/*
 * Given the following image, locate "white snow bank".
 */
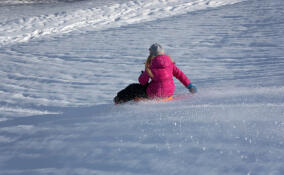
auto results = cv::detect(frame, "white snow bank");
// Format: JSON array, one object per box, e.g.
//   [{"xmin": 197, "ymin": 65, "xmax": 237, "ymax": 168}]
[{"xmin": 0, "ymin": 0, "xmax": 244, "ymax": 46}]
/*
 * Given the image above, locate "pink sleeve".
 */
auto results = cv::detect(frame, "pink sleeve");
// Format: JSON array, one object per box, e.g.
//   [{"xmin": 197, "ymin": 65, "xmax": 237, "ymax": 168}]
[
  {"xmin": 173, "ymin": 64, "xmax": 191, "ymax": 87},
  {"xmin": 138, "ymin": 71, "xmax": 150, "ymax": 85}
]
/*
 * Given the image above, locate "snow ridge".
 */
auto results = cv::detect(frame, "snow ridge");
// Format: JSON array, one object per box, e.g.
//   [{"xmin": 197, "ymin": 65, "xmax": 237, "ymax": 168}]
[{"xmin": 0, "ymin": 0, "xmax": 244, "ymax": 47}]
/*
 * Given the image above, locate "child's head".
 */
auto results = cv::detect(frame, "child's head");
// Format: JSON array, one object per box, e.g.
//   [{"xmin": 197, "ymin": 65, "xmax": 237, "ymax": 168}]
[{"xmin": 149, "ymin": 43, "xmax": 164, "ymax": 56}]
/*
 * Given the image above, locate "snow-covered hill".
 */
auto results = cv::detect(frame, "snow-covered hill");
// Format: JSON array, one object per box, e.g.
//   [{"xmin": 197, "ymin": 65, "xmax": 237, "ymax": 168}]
[{"xmin": 0, "ymin": 0, "xmax": 283, "ymax": 174}]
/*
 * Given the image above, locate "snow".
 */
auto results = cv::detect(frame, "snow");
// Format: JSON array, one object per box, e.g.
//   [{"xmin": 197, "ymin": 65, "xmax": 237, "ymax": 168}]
[
  {"xmin": 0, "ymin": 0, "xmax": 284, "ymax": 174},
  {"xmin": 0, "ymin": 0, "xmax": 244, "ymax": 47}
]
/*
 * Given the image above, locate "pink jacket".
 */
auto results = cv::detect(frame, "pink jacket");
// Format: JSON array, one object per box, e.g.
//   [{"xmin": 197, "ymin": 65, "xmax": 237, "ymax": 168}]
[{"xmin": 138, "ymin": 55, "xmax": 191, "ymax": 98}]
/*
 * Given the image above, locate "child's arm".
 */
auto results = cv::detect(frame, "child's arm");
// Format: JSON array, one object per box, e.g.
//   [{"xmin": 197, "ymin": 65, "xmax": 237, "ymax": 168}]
[
  {"xmin": 173, "ymin": 65, "xmax": 197, "ymax": 93},
  {"xmin": 173, "ymin": 64, "xmax": 191, "ymax": 87},
  {"xmin": 138, "ymin": 70, "xmax": 150, "ymax": 85}
]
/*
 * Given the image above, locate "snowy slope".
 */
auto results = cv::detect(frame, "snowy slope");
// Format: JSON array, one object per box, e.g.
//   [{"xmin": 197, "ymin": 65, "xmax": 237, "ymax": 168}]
[
  {"xmin": 0, "ymin": 0, "xmax": 244, "ymax": 47},
  {"xmin": 0, "ymin": 0, "xmax": 284, "ymax": 174},
  {"xmin": 0, "ymin": 0, "xmax": 247, "ymax": 117}
]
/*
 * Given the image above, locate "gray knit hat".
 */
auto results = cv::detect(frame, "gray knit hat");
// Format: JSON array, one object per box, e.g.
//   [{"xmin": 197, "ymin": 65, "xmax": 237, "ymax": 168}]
[{"xmin": 149, "ymin": 43, "xmax": 164, "ymax": 56}]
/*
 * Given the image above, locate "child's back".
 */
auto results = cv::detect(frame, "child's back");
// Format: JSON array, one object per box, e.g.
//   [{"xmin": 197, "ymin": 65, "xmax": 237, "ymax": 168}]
[{"xmin": 139, "ymin": 54, "xmax": 190, "ymax": 98}]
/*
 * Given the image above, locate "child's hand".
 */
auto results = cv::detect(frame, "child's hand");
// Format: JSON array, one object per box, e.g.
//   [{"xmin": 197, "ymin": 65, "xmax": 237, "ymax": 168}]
[{"xmin": 187, "ymin": 83, "xmax": 197, "ymax": 94}]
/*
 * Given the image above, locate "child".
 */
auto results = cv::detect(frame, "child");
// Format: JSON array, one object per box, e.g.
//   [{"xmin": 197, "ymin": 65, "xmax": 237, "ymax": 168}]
[{"xmin": 114, "ymin": 43, "xmax": 197, "ymax": 104}]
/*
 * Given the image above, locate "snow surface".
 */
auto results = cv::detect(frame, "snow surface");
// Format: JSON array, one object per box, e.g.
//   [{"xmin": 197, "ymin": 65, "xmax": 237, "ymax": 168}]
[{"xmin": 0, "ymin": 0, "xmax": 284, "ymax": 174}]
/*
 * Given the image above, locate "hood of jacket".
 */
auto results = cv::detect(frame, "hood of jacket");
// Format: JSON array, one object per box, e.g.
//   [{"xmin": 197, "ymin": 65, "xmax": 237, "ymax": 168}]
[{"xmin": 151, "ymin": 55, "xmax": 172, "ymax": 69}]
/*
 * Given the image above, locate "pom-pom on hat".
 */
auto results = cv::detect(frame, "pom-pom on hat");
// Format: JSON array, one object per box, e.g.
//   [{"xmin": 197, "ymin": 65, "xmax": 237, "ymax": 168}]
[{"xmin": 149, "ymin": 43, "xmax": 164, "ymax": 56}]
